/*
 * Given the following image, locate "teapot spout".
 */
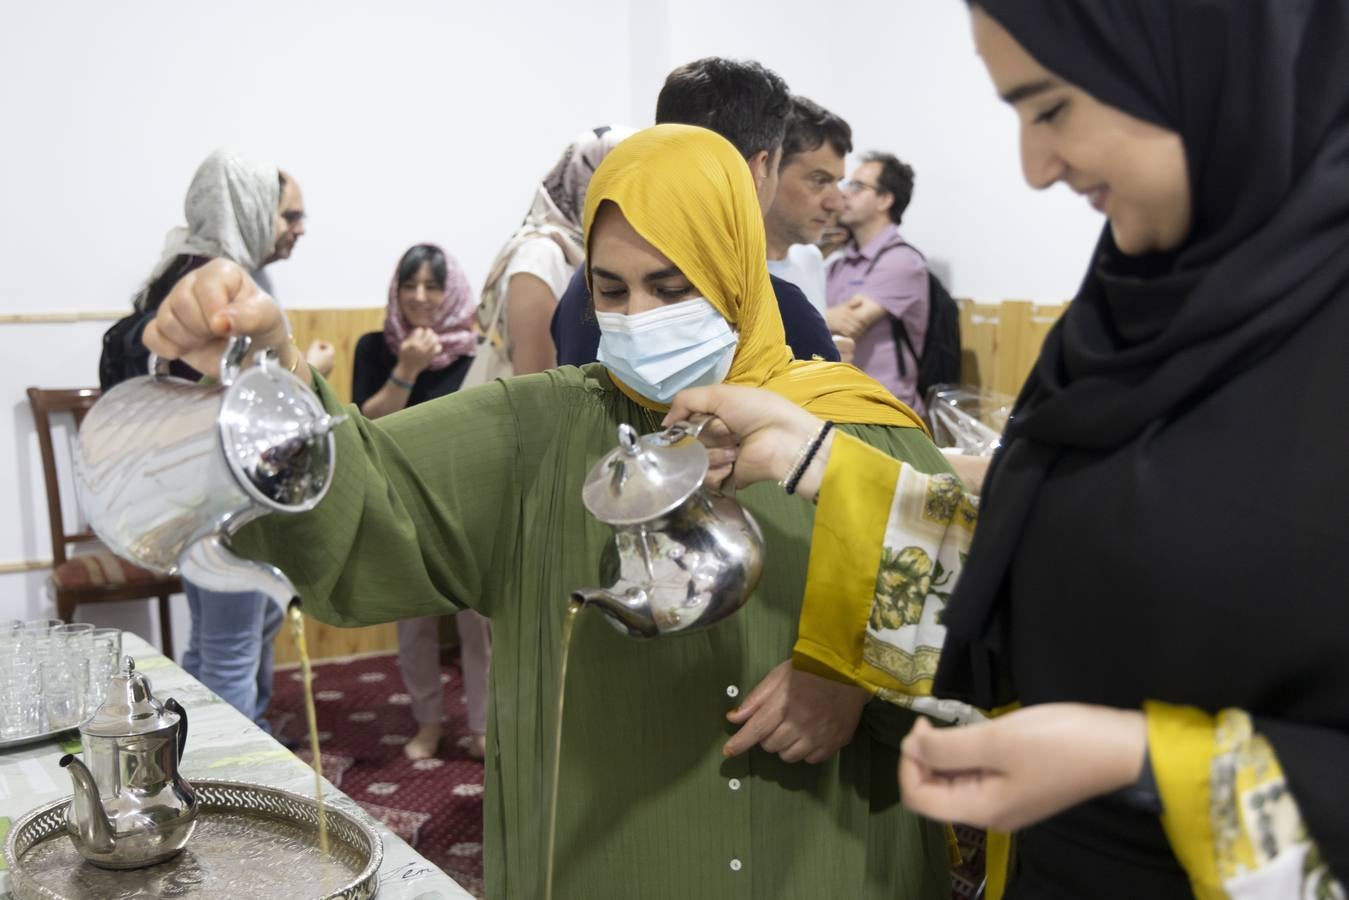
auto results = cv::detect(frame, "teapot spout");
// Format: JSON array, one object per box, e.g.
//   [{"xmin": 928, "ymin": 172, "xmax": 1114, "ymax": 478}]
[
  {"xmin": 570, "ymin": 587, "xmax": 659, "ymax": 640},
  {"xmin": 59, "ymin": 754, "xmax": 115, "ymax": 856},
  {"xmin": 180, "ymin": 533, "xmax": 298, "ymax": 610}
]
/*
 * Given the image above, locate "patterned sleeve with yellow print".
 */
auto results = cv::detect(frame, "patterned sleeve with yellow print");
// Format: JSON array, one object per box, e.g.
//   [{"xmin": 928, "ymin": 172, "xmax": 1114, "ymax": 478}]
[
  {"xmin": 792, "ymin": 431, "xmax": 983, "ymax": 725},
  {"xmin": 1146, "ymin": 702, "xmax": 1345, "ymax": 899}
]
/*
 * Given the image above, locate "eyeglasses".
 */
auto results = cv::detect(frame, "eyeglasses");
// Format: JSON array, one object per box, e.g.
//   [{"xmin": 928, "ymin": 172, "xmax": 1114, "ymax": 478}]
[
  {"xmin": 281, "ymin": 210, "xmax": 307, "ymax": 225},
  {"xmin": 840, "ymin": 179, "xmax": 883, "ymax": 195}
]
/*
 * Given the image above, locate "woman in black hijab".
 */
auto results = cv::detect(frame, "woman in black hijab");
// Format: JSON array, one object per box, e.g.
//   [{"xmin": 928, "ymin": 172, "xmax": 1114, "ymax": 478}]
[{"xmin": 666, "ymin": 1, "xmax": 1349, "ymax": 897}]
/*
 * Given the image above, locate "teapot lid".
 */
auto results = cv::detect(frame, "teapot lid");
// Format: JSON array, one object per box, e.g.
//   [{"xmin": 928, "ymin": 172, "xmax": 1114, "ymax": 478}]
[
  {"xmin": 581, "ymin": 421, "xmax": 709, "ymax": 526},
  {"xmin": 83, "ymin": 656, "xmax": 180, "ymax": 737},
  {"xmin": 218, "ymin": 351, "xmax": 342, "ymax": 513}
]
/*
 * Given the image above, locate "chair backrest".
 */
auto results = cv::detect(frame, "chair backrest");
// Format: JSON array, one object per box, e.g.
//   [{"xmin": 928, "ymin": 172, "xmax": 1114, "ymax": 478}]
[{"xmin": 26, "ymin": 387, "xmax": 102, "ymax": 566}]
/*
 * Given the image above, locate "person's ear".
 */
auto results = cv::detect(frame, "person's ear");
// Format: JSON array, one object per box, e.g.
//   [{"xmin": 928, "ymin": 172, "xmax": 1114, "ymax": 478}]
[{"xmin": 746, "ymin": 150, "xmax": 771, "ymax": 189}]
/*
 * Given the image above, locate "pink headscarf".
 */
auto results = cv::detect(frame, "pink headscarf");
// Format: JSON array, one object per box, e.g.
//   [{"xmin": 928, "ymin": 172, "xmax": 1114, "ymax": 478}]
[{"xmin": 383, "ymin": 243, "xmax": 478, "ymax": 371}]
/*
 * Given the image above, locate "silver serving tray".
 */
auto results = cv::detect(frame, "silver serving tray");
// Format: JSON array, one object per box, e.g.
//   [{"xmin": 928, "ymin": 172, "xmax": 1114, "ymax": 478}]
[{"xmin": 4, "ymin": 780, "xmax": 383, "ymax": 900}]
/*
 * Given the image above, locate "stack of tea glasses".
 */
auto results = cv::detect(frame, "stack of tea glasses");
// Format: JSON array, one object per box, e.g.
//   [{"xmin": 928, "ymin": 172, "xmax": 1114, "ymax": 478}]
[{"xmin": 0, "ymin": 618, "xmax": 122, "ymax": 742}]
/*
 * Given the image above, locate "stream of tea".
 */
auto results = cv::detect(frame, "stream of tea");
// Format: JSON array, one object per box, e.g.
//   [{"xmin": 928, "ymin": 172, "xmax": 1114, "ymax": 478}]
[
  {"xmin": 543, "ymin": 599, "xmax": 583, "ymax": 900},
  {"xmin": 287, "ymin": 603, "xmax": 330, "ymax": 861}
]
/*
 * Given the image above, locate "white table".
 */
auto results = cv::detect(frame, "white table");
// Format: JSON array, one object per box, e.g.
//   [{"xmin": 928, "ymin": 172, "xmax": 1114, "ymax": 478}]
[{"xmin": 0, "ymin": 632, "xmax": 475, "ymax": 899}]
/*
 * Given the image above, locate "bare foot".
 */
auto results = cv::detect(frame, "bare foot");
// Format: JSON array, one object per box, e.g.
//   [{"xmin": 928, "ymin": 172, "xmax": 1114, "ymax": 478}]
[
  {"xmin": 467, "ymin": 732, "xmax": 486, "ymax": 760},
  {"xmin": 403, "ymin": 724, "xmax": 443, "ymax": 761}
]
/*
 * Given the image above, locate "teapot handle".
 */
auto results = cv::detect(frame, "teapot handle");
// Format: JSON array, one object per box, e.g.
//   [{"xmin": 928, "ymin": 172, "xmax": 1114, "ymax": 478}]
[
  {"xmin": 165, "ymin": 697, "xmax": 188, "ymax": 761},
  {"xmin": 147, "ymin": 334, "xmax": 252, "ymax": 386},
  {"xmin": 661, "ymin": 413, "xmax": 717, "ymax": 443}
]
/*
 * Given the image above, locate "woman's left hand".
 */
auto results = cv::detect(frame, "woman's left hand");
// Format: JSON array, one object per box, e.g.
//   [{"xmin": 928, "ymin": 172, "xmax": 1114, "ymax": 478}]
[{"xmin": 899, "ymin": 703, "xmax": 1147, "ymax": 832}]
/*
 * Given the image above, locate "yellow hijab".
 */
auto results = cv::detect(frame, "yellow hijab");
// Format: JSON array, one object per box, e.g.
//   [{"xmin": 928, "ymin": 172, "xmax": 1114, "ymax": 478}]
[{"xmin": 582, "ymin": 124, "xmax": 925, "ymax": 431}]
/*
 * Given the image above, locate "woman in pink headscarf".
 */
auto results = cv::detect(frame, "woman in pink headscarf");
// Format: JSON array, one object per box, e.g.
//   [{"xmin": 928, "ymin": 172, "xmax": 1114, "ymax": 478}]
[
  {"xmin": 352, "ymin": 243, "xmax": 481, "ymax": 759},
  {"xmin": 353, "ymin": 243, "xmax": 478, "ymax": 417},
  {"xmin": 365, "ymin": 128, "xmax": 637, "ymax": 761}
]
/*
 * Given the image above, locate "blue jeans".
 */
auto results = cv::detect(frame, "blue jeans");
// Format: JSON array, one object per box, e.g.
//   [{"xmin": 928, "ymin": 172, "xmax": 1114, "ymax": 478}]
[{"xmin": 181, "ymin": 583, "xmax": 284, "ymax": 731}]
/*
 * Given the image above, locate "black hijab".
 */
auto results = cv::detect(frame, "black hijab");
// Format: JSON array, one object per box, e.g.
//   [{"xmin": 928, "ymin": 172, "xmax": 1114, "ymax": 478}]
[{"xmin": 935, "ymin": 0, "xmax": 1349, "ymax": 880}]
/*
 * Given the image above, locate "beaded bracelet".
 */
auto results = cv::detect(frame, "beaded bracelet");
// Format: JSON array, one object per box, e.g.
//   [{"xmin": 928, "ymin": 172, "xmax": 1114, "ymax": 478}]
[
  {"xmin": 778, "ymin": 432, "xmax": 816, "ymax": 491},
  {"xmin": 781, "ymin": 421, "xmax": 835, "ymax": 496},
  {"xmin": 388, "ymin": 373, "xmax": 415, "ymax": 391}
]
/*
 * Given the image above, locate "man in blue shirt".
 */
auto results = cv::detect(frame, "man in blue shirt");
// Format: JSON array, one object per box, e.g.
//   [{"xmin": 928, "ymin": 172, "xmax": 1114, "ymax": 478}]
[{"xmin": 551, "ymin": 57, "xmax": 840, "ymax": 365}]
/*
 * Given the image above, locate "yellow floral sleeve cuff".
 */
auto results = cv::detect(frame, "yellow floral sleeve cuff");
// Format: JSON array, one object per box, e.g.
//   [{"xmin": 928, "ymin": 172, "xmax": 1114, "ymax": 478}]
[
  {"xmin": 793, "ymin": 432, "xmax": 900, "ymax": 691},
  {"xmin": 1146, "ymin": 701, "xmax": 1225, "ymax": 899},
  {"xmin": 1146, "ymin": 701, "xmax": 1340, "ymax": 900},
  {"xmin": 793, "ymin": 430, "xmax": 979, "ymax": 726}
]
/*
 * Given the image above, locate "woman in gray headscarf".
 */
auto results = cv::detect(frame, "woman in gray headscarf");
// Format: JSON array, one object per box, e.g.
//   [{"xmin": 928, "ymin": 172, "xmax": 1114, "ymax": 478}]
[
  {"xmin": 101, "ymin": 149, "xmax": 290, "ymax": 386},
  {"xmin": 99, "ymin": 148, "xmax": 295, "ymax": 733},
  {"xmin": 139, "ymin": 149, "xmax": 285, "ymax": 306}
]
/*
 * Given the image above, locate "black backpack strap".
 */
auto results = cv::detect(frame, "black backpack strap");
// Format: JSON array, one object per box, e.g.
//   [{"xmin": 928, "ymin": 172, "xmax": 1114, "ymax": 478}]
[
  {"xmin": 889, "ymin": 315, "xmax": 921, "ymax": 376},
  {"xmin": 862, "ymin": 239, "xmax": 924, "ymax": 375},
  {"xmin": 862, "ymin": 237, "xmax": 918, "ymax": 278}
]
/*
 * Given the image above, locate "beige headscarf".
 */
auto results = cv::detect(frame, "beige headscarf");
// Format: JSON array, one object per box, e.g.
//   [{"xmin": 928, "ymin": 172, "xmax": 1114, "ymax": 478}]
[{"xmin": 476, "ymin": 126, "xmax": 634, "ymax": 332}]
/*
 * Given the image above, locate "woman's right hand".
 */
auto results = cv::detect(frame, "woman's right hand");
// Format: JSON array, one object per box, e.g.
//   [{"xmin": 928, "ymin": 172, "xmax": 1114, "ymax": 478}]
[
  {"xmin": 396, "ymin": 327, "xmax": 440, "ymax": 378},
  {"xmin": 142, "ymin": 258, "xmax": 296, "ymax": 380},
  {"xmin": 664, "ymin": 385, "xmax": 824, "ymax": 489}
]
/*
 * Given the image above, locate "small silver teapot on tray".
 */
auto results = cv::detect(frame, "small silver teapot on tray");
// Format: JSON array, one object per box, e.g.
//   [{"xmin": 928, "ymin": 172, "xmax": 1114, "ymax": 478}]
[
  {"xmin": 573, "ymin": 416, "xmax": 765, "ymax": 638},
  {"xmin": 58, "ymin": 657, "xmax": 197, "ymax": 869}
]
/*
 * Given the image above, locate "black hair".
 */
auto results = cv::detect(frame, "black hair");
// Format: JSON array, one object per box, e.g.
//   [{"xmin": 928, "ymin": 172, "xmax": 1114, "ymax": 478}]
[
  {"xmin": 654, "ymin": 57, "xmax": 791, "ymax": 161},
  {"xmin": 862, "ymin": 151, "xmax": 916, "ymax": 224},
  {"xmin": 397, "ymin": 244, "xmax": 447, "ymax": 287},
  {"xmin": 781, "ymin": 95, "xmax": 852, "ymax": 166}
]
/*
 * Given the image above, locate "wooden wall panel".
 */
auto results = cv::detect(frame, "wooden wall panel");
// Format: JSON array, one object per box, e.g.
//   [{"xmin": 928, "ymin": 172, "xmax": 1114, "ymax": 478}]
[
  {"xmin": 274, "ymin": 306, "xmax": 394, "ymax": 661},
  {"xmin": 958, "ymin": 299, "xmax": 1067, "ymax": 399},
  {"xmin": 286, "ymin": 307, "xmax": 387, "ymax": 405},
  {"xmin": 274, "ymin": 615, "xmax": 399, "ymax": 665}
]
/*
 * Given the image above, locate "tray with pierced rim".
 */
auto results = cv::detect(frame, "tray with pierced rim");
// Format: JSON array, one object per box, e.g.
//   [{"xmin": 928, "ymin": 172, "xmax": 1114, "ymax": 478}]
[{"xmin": 3, "ymin": 779, "xmax": 383, "ymax": 900}]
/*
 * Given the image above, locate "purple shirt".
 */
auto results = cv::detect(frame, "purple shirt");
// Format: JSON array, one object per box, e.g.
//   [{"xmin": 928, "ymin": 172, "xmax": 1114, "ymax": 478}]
[{"xmin": 825, "ymin": 224, "xmax": 929, "ymax": 412}]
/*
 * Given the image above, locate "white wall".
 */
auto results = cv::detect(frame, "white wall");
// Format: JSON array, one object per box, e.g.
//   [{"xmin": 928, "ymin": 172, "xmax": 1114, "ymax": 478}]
[
  {"xmin": 0, "ymin": 0, "xmax": 1103, "ymax": 636},
  {"xmin": 661, "ymin": 0, "xmax": 1103, "ymax": 300},
  {"xmin": 0, "ymin": 0, "xmax": 635, "ymax": 309}
]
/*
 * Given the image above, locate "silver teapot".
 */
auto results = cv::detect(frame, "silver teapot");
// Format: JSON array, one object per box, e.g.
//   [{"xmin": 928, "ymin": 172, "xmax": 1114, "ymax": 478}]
[
  {"xmin": 574, "ymin": 417, "xmax": 765, "ymax": 638},
  {"xmin": 73, "ymin": 336, "xmax": 341, "ymax": 606},
  {"xmin": 59, "ymin": 657, "xmax": 196, "ymax": 869}
]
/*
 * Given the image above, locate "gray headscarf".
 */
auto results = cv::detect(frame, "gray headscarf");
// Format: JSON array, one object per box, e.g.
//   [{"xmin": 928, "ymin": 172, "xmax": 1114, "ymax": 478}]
[{"xmin": 137, "ymin": 149, "xmax": 280, "ymax": 310}]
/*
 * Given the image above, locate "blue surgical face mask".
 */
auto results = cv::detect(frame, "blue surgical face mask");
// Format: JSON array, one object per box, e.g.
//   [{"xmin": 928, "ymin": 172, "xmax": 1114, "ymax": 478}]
[{"xmin": 595, "ymin": 298, "xmax": 738, "ymax": 404}]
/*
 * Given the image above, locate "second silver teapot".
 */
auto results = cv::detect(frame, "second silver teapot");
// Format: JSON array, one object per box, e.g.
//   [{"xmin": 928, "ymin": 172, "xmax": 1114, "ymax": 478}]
[
  {"xmin": 59, "ymin": 657, "xmax": 196, "ymax": 869},
  {"xmin": 574, "ymin": 417, "xmax": 765, "ymax": 638}
]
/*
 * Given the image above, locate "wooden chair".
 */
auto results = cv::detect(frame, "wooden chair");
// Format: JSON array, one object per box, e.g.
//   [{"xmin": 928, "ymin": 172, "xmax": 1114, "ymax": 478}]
[{"xmin": 26, "ymin": 387, "xmax": 180, "ymax": 658}]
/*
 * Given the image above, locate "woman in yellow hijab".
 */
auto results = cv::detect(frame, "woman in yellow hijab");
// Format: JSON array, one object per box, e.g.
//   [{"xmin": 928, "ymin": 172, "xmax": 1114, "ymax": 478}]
[
  {"xmin": 584, "ymin": 123, "xmax": 924, "ymax": 428},
  {"xmin": 149, "ymin": 124, "xmax": 955, "ymax": 899}
]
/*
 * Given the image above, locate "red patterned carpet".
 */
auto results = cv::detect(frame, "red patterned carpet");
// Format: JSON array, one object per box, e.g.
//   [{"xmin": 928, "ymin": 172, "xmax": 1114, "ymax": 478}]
[
  {"xmin": 266, "ymin": 649, "xmax": 984, "ymax": 900},
  {"xmin": 265, "ymin": 650, "xmax": 485, "ymax": 897}
]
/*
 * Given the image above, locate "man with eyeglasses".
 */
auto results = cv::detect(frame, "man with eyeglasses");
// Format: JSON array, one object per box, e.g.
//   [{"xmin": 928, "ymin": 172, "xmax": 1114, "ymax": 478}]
[{"xmin": 825, "ymin": 152, "xmax": 931, "ymax": 413}]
